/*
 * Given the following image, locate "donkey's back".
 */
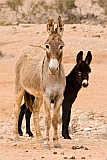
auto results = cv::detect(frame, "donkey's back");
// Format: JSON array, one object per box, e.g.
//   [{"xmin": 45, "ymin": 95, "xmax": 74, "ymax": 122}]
[{"xmin": 15, "ymin": 47, "xmax": 45, "ymax": 97}]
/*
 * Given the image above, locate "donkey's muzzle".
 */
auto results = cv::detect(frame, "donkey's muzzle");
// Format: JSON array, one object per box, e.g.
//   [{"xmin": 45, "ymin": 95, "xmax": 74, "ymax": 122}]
[
  {"xmin": 82, "ymin": 79, "xmax": 88, "ymax": 87},
  {"xmin": 48, "ymin": 59, "xmax": 59, "ymax": 75}
]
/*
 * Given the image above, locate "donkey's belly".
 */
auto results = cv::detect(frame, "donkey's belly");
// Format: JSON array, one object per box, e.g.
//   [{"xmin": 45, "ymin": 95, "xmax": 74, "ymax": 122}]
[{"xmin": 25, "ymin": 87, "xmax": 43, "ymax": 98}]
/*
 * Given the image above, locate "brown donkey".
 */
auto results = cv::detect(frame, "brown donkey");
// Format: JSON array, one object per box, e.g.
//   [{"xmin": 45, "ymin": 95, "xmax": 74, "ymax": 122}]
[{"xmin": 14, "ymin": 16, "xmax": 66, "ymax": 149}]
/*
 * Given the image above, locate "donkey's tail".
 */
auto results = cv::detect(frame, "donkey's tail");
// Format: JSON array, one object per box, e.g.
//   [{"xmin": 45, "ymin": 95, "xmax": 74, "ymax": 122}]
[{"xmin": 24, "ymin": 91, "xmax": 35, "ymax": 112}]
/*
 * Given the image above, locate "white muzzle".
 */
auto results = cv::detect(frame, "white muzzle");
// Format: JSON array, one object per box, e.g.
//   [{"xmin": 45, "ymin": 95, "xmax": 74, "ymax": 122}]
[
  {"xmin": 82, "ymin": 79, "xmax": 88, "ymax": 87},
  {"xmin": 48, "ymin": 59, "xmax": 59, "ymax": 75}
]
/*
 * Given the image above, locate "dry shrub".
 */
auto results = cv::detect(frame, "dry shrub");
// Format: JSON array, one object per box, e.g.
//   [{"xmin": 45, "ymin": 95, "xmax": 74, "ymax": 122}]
[{"xmin": 98, "ymin": 0, "xmax": 107, "ymax": 15}]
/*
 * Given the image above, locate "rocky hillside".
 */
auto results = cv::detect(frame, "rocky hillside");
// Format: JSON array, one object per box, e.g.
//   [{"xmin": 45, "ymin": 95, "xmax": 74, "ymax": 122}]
[{"xmin": 0, "ymin": 0, "xmax": 107, "ymax": 24}]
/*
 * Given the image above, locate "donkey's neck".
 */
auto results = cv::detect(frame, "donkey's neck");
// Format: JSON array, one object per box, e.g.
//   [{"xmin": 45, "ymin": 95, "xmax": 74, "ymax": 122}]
[{"xmin": 66, "ymin": 65, "xmax": 82, "ymax": 92}]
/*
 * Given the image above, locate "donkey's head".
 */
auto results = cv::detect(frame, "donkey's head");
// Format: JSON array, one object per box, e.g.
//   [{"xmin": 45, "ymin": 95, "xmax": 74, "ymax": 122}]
[
  {"xmin": 76, "ymin": 51, "xmax": 92, "ymax": 87},
  {"xmin": 45, "ymin": 16, "xmax": 64, "ymax": 75}
]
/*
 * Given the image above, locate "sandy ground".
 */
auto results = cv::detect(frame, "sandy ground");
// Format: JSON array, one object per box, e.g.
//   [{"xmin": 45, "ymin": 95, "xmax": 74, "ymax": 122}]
[{"xmin": 0, "ymin": 23, "xmax": 107, "ymax": 160}]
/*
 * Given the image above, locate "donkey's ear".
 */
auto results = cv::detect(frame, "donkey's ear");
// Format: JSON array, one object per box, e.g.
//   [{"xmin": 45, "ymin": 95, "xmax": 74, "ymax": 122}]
[
  {"xmin": 47, "ymin": 18, "xmax": 54, "ymax": 34},
  {"xmin": 76, "ymin": 51, "xmax": 83, "ymax": 64},
  {"xmin": 56, "ymin": 15, "xmax": 64, "ymax": 36},
  {"xmin": 85, "ymin": 51, "xmax": 92, "ymax": 65}
]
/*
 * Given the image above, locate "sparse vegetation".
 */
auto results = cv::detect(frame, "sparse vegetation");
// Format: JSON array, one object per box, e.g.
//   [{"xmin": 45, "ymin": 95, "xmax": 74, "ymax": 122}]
[
  {"xmin": 54, "ymin": 0, "xmax": 77, "ymax": 13},
  {"xmin": 0, "ymin": 21, "xmax": 12, "ymax": 26},
  {"xmin": 4, "ymin": 0, "xmax": 77, "ymax": 23},
  {"xmin": 0, "ymin": 0, "xmax": 106, "ymax": 24},
  {"xmin": 6, "ymin": 0, "xmax": 24, "ymax": 11},
  {"xmin": 97, "ymin": 0, "xmax": 107, "ymax": 15}
]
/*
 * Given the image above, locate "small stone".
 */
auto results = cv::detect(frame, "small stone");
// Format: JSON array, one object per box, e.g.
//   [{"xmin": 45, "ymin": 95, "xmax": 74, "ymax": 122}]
[
  {"xmin": 0, "ymin": 51, "xmax": 4, "ymax": 57},
  {"xmin": 92, "ymin": 35, "xmax": 100, "ymax": 38},
  {"xmin": 71, "ymin": 26, "xmax": 77, "ymax": 29},
  {"xmin": 84, "ymin": 128, "xmax": 92, "ymax": 131},
  {"xmin": 81, "ymin": 157, "xmax": 85, "ymax": 159},
  {"xmin": 60, "ymin": 152, "xmax": 64, "ymax": 155},
  {"xmin": 0, "ymin": 136, "xmax": 3, "ymax": 139},
  {"xmin": 64, "ymin": 157, "xmax": 68, "ymax": 159},
  {"xmin": 80, "ymin": 145, "xmax": 84, "ymax": 149},
  {"xmin": 53, "ymin": 152, "xmax": 57, "ymax": 154},
  {"xmin": 35, "ymin": 31, "xmax": 39, "ymax": 34},
  {"xmin": 71, "ymin": 146, "xmax": 76, "ymax": 150},
  {"xmin": 13, "ymin": 144, "xmax": 17, "ymax": 146},
  {"xmin": 70, "ymin": 156, "xmax": 75, "ymax": 159},
  {"xmin": 71, "ymin": 146, "xmax": 80, "ymax": 150}
]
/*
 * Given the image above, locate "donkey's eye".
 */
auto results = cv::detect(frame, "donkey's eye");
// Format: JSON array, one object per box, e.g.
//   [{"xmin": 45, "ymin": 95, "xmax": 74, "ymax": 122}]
[
  {"xmin": 78, "ymin": 71, "xmax": 81, "ymax": 76},
  {"xmin": 46, "ymin": 44, "xmax": 49, "ymax": 49},
  {"xmin": 60, "ymin": 27, "xmax": 62, "ymax": 31},
  {"xmin": 59, "ymin": 45, "xmax": 63, "ymax": 50}
]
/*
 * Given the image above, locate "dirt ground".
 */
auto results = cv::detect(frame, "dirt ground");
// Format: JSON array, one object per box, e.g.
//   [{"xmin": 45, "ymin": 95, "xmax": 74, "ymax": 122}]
[{"xmin": 0, "ymin": 23, "xmax": 107, "ymax": 160}]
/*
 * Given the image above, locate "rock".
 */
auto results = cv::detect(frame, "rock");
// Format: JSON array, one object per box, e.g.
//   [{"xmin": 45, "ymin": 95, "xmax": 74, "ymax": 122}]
[
  {"xmin": 92, "ymin": 35, "xmax": 100, "ymax": 38},
  {"xmin": 71, "ymin": 145, "xmax": 89, "ymax": 150},
  {"xmin": 0, "ymin": 51, "xmax": 4, "ymax": 58},
  {"xmin": 79, "ymin": 113, "xmax": 89, "ymax": 122},
  {"xmin": 60, "ymin": 152, "xmax": 64, "ymax": 155},
  {"xmin": 81, "ymin": 157, "xmax": 85, "ymax": 159},
  {"xmin": 35, "ymin": 31, "xmax": 39, "ymax": 34},
  {"xmin": 89, "ymin": 115, "xmax": 94, "ymax": 120},
  {"xmin": 0, "ymin": 136, "xmax": 3, "ymax": 139},
  {"xmin": 70, "ymin": 156, "xmax": 75, "ymax": 159},
  {"xmin": 84, "ymin": 127, "xmax": 92, "ymax": 131}
]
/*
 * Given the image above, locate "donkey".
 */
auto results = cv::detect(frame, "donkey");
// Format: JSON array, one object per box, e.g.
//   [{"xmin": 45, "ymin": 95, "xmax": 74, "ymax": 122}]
[
  {"xmin": 18, "ymin": 92, "xmax": 34, "ymax": 137},
  {"xmin": 14, "ymin": 16, "xmax": 66, "ymax": 149},
  {"xmin": 62, "ymin": 50, "xmax": 92, "ymax": 139},
  {"xmin": 18, "ymin": 51, "xmax": 92, "ymax": 139}
]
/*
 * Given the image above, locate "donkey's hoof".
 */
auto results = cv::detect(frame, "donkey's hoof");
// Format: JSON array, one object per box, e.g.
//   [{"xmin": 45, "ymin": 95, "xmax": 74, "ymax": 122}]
[
  {"xmin": 26, "ymin": 131, "xmax": 34, "ymax": 137},
  {"xmin": 43, "ymin": 144, "xmax": 51, "ymax": 149},
  {"xmin": 18, "ymin": 130, "xmax": 23, "ymax": 136},
  {"xmin": 62, "ymin": 133, "xmax": 71, "ymax": 139},
  {"xmin": 54, "ymin": 143, "xmax": 62, "ymax": 148},
  {"xmin": 19, "ymin": 133, "xmax": 23, "ymax": 136},
  {"xmin": 28, "ymin": 134, "xmax": 34, "ymax": 138},
  {"xmin": 43, "ymin": 140, "xmax": 50, "ymax": 149},
  {"xmin": 64, "ymin": 135, "xmax": 71, "ymax": 139},
  {"xmin": 38, "ymin": 139, "xmax": 44, "ymax": 143}
]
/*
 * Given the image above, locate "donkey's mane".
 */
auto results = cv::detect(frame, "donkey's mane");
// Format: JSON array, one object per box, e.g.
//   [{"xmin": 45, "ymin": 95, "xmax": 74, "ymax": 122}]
[{"xmin": 66, "ymin": 65, "xmax": 77, "ymax": 81}]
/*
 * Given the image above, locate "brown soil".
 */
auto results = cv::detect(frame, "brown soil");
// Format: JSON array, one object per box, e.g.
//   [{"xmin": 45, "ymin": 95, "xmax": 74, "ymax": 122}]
[{"xmin": 0, "ymin": 23, "xmax": 107, "ymax": 160}]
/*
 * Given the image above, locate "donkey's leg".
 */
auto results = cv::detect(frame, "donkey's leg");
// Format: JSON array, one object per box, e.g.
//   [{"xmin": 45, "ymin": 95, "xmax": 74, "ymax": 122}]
[
  {"xmin": 52, "ymin": 107, "xmax": 61, "ymax": 148},
  {"xmin": 32, "ymin": 97, "xmax": 43, "ymax": 142},
  {"xmin": 18, "ymin": 103, "xmax": 26, "ymax": 136},
  {"xmin": 25, "ymin": 108, "xmax": 33, "ymax": 137},
  {"xmin": 14, "ymin": 90, "xmax": 24, "ymax": 140},
  {"xmin": 43, "ymin": 96, "xmax": 51, "ymax": 149},
  {"xmin": 62, "ymin": 101, "xmax": 72, "ymax": 139},
  {"xmin": 52, "ymin": 95, "xmax": 64, "ymax": 148}
]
